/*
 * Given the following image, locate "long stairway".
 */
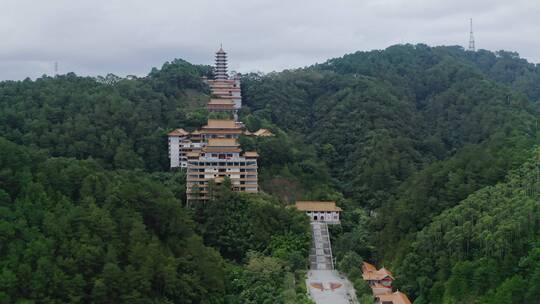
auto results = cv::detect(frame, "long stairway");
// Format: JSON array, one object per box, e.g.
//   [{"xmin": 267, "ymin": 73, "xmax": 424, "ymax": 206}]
[
  {"xmin": 307, "ymin": 221, "xmax": 357, "ymax": 303},
  {"xmin": 310, "ymin": 222, "xmax": 334, "ymax": 270}
]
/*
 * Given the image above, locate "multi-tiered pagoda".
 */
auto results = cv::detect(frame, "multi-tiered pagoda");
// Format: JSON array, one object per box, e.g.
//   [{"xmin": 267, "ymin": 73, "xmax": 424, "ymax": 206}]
[
  {"xmin": 214, "ymin": 46, "xmax": 228, "ymax": 80},
  {"xmin": 205, "ymin": 47, "xmax": 242, "ymax": 114},
  {"xmin": 167, "ymin": 46, "xmax": 274, "ymax": 203}
]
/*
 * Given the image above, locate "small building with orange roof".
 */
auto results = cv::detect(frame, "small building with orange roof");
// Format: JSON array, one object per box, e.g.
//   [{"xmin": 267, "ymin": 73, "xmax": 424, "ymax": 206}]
[
  {"xmin": 253, "ymin": 129, "xmax": 274, "ymax": 137},
  {"xmin": 375, "ymin": 291, "xmax": 412, "ymax": 304},
  {"xmin": 294, "ymin": 201, "xmax": 342, "ymax": 224},
  {"xmin": 168, "ymin": 128, "xmax": 189, "ymax": 137},
  {"xmin": 362, "ymin": 262, "xmax": 394, "ymax": 288},
  {"xmin": 362, "ymin": 262, "xmax": 413, "ymax": 303}
]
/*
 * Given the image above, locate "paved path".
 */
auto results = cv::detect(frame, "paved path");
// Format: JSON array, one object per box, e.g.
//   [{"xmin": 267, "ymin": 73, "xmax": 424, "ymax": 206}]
[
  {"xmin": 310, "ymin": 222, "xmax": 333, "ymax": 270},
  {"xmin": 306, "ymin": 270, "xmax": 357, "ymax": 304},
  {"xmin": 306, "ymin": 222, "xmax": 357, "ymax": 304}
]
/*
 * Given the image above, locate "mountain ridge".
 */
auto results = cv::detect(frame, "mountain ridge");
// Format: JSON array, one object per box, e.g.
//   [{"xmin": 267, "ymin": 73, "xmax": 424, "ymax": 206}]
[{"xmin": 0, "ymin": 44, "xmax": 539, "ymax": 303}]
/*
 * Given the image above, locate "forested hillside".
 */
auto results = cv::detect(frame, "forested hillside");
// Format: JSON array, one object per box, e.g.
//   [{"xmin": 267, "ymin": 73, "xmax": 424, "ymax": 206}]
[
  {"xmin": 399, "ymin": 149, "xmax": 540, "ymax": 303},
  {"xmin": 240, "ymin": 44, "xmax": 540, "ymax": 302},
  {"xmin": 0, "ymin": 59, "xmax": 211, "ymax": 172},
  {"xmin": 1, "ymin": 44, "xmax": 539, "ymax": 303},
  {"xmin": 0, "ymin": 137, "xmax": 313, "ymax": 303},
  {"xmin": 0, "ymin": 60, "xmax": 315, "ymax": 303},
  {"xmin": 242, "ymin": 44, "xmax": 539, "ymax": 209}
]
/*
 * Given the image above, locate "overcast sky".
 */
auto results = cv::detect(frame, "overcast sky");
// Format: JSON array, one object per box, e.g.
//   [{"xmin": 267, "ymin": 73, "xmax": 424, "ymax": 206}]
[{"xmin": 1, "ymin": 0, "xmax": 539, "ymax": 80}]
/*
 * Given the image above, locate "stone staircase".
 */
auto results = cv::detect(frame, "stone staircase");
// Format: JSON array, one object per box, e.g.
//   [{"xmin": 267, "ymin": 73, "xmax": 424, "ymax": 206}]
[{"xmin": 310, "ymin": 222, "xmax": 334, "ymax": 270}]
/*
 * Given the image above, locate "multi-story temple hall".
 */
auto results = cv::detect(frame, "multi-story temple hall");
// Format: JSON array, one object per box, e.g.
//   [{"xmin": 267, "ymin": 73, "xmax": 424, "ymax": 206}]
[
  {"xmin": 185, "ymin": 138, "xmax": 259, "ymax": 202},
  {"xmin": 167, "ymin": 46, "xmax": 270, "ymax": 203}
]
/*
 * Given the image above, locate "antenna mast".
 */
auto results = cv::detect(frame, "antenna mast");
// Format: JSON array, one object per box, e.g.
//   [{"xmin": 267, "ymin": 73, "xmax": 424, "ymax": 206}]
[
  {"xmin": 468, "ymin": 18, "xmax": 475, "ymax": 51},
  {"xmin": 54, "ymin": 61, "xmax": 59, "ymax": 76}
]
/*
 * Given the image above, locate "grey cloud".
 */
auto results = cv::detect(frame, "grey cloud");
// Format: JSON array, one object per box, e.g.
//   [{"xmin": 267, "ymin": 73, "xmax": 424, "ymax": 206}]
[{"xmin": 0, "ymin": 0, "xmax": 539, "ymax": 80}]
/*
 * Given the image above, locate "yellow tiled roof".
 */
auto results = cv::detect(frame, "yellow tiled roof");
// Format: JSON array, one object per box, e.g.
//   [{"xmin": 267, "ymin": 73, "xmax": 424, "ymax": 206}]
[
  {"xmin": 253, "ymin": 129, "xmax": 274, "ymax": 137},
  {"xmin": 244, "ymin": 151, "xmax": 259, "ymax": 157},
  {"xmin": 208, "ymin": 99, "xmax": 235, "ymax": 105},
  {"xmin": 295, "ymin": 201, "xmax": 342, "ymax": 212},
  {"xmin": 168, "ymin": 128, "xmax": 189, "ymax": 136},
  {"xmin": 205, "ymin": 119, "xmax": 238, "ymax": 129}
]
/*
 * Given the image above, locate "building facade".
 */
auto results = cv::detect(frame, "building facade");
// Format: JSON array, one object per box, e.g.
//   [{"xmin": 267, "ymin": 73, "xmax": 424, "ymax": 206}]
[
  {"xmin": 186, "ymin": 138, "xmax": 258, "ymax": 202},
  {"xmin": 200, "ymin": 119, "xmax": 243, "ymax": 139},
  {"xmin": 168, "ymin": 119, "xmax": 247, "ymax": 169},
  {"xmin": 167, "ymin": 121, "xmax": 271, "ymax": 169},
  {"xmin": 205, "ymin": 78, "xmax": 242, "ymax": 110},
  {"xmin": 168, "ymin": 128, "xmax": 204, "ymax": 169},
  {"xmin": 207, "ymin": 98, "xmax": 237, "ymax": 119},
  {"xmin": 295, "ymin": 201, "xmax": 342, "ymax": 224}
]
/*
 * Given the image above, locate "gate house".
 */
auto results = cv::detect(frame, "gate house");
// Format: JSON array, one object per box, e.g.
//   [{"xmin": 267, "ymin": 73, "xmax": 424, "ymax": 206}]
[{"xmin": 295, "ymin": 201, "xmax": 342, "ymax": 224}]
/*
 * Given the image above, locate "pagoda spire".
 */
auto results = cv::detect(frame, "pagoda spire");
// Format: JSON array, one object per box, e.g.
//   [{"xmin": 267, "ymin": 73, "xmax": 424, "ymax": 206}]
[{"xmin": 215, "ymin": 45, "xmax": 228, "ymax": 80}]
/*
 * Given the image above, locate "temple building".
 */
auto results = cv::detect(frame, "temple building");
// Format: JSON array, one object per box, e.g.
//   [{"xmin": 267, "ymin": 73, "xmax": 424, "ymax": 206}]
[
  {"xmin": 204, "ymin": 47, "xmax": 242, "ymax": 112},
  {"xmin": 186, "ymin": 138, "xmax": 258, "ymax": 203},
  {"xmin": 206, "ymin": 78, "xmax": 242, "ymax": 111},
  {"xmin": 214, "ymin": 46, "xmax": 228, "ymax": 80},
  {"xmin": 168, "ymin": 47, "xmax": 260, "ymax": 204},
  {"xmin": 207, "ymin": 98, "xmax": 236, "ymax": 118},
  {"xmin": 251, "ymin": 128, "xmax": 274, "ymax": 137},
  {"xmin": 168, "ymin": 119, "xmax": 246, "ymax": 169},
  {"xmin": 168, "ymin": 118, "xmax": 271, "ymax": 169},
  {"xmin": 362, "ymin": 262, "xmax": 394, "ymax": 295},
  {"xmin": 362, "ymin": 262, "xmax": 412, "ymax": 304},
  {"xmin": 294, "ymin": 201, "xmax": 342, "ymax": 224},
  {"xmin": 168, "ymin": 128, "xmax": 203, "ymax": 169},
  {"xmin": 200, "ymin": 119, "xmax": 243, "ymax": 139}
]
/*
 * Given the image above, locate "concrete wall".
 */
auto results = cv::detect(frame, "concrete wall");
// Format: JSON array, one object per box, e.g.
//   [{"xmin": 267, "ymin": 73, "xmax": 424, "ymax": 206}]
[
  {"xmin": 168, "ymin": 136, "xmax": 180, "ymax": 168},
  {"xmin": 306, "ymin": 211, "xmax": 340, "ymax": 223}
]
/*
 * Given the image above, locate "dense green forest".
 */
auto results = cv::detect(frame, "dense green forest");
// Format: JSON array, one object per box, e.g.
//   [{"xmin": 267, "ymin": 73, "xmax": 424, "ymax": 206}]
[
  {"xmin": 398, "ymin": 149, "xmax": 540, "ymax": 303},
  {"xmin": 240, "ymin": 44, "xmax": 540, "ymax": 303},
  {"xmin": 0, "ymin": 137, "xmax": 313, "ymax": 303},
  {"xmin": 0, "ymin": 60, "xmax": 211, "ymax": 172},
  {"xmin": 1, "ymin": 44, "xmax": 539, "ymax": 303},
  {"xmin": 0, "ymin": 60, "xmax": 314, "ymax": 303}
]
